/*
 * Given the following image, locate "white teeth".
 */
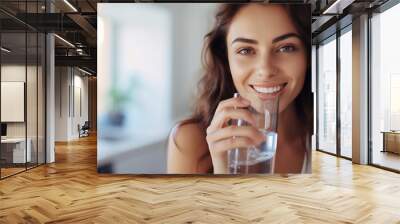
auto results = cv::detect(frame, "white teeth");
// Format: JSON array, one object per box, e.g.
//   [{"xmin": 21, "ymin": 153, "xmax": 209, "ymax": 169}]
[{"xmin": 253, "ymin": 85, "xmax": 283, "ymax": 94}]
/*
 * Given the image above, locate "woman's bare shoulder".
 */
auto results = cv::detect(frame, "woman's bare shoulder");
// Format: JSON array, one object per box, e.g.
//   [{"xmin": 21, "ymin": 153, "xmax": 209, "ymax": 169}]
[
  {"xmin": 167, "ymin": 120, "xmax": 211, "ymax": 173},
  {"xmin": 170, "ymin": 121, "xmax": 209, "ymax": 157}
]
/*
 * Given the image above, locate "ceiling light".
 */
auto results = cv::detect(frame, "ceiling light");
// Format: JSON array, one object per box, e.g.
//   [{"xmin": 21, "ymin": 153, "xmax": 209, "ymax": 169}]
[
  {"xmin": 1, "ymin": 47, "xmax": 11, "ymax": 53},
  {"xmin": 63, "ymin": 0, "xmax": 78, "ymax": 12},
  {"xmin": 78, "ymin": 67, "xmax": 93, "ymax": 76},
  {"xmin": 323, "ymin": 0, "xmax": 355, "ymax": 15},
  {"xmin": 54, "ymin": 34, "xmax": 75, "ymax": 48}
]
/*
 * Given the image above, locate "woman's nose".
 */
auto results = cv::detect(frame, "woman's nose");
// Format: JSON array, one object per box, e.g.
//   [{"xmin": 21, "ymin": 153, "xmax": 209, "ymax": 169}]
[{"xmin": 255, "ymin": 53, "xmax": 277, "ymax": 78}]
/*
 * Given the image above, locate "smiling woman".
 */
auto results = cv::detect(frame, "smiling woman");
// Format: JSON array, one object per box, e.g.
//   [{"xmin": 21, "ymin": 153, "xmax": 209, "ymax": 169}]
[{"xmin": 167, "ymin": 3, "xmax": 312, "ymax": 174}]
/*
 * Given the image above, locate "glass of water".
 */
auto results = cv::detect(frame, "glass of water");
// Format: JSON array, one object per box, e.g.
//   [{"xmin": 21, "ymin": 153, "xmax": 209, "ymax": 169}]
[{"xmin": 227, "ymin": 93, "xmax": 279, "ymax": 174}]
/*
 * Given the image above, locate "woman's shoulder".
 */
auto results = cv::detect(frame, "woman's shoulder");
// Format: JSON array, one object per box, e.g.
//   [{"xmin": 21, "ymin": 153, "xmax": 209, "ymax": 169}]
[
  {"xmin": 169, "ymin": 120, "xmax": 209, "ymax": 157},
  {"xmin": 167, "ymin": 119, "xmax": 212, "ymax": 173}
]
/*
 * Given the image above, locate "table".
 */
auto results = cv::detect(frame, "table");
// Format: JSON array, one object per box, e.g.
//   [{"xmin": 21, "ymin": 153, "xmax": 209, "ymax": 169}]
[
  {"xmin": 381, "ymin": 131, "xmax": 400, "ymax": 154},
  {"xmin": 1, "ymin": 138, "xmax": 32, "ymax": 163}
]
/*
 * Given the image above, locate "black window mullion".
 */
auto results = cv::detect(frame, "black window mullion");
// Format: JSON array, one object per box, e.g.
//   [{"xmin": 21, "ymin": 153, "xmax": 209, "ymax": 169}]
[
  {"xmin": 367, "ymin": 11, "xmax": 373, "ymax": 165},
  {"xmin": 316, "ymin": 44, "xmax": 319, "ymax": 151},
  {"xmin": 44, "ymin": 32, "xmax": 47, "ymax": 164},
  {"xmin": 25, "ymin": 0, "xmax": 28, "ymax": 171},
  {"xmin": 36, "ymin": 0, "xmax": 39, "ymax": 168},
  {"xmin": 337, "ymin": 28, "xmax": 341, "ymax": 157}
]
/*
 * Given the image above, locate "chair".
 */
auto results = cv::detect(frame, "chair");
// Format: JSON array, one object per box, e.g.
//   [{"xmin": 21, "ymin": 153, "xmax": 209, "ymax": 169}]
[{"xmin": 79, "ymin": 121, "xmax": 90, "ymax": 138}]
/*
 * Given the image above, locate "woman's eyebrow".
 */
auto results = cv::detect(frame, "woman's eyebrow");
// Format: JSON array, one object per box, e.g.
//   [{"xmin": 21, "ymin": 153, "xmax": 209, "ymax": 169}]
[
  {"xmin": 231, "ymin": 37, "xmax": 258, "ymax": 45},
  {"xmin": 272, "ymin": 33, "xmax": 301, "ymax": 43},
  {"xmin": 231, "ymin": 33, "xmax": 301, "ymax": 46}
]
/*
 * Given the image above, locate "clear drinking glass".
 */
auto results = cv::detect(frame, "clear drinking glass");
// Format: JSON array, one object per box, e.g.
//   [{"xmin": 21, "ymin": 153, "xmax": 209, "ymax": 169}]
[{"xmin": 227, "ymin": 93, "xmax": 279, "ymax": 174}]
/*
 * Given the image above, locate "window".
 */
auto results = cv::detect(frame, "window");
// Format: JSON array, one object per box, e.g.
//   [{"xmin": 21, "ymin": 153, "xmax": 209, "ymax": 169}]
[
  {"xmin": 339, "ymin": 28, "xmax": 352, "ymax": 158},
  {"xmin": 317, "ymin": 36, "xmax": 337, "ymax": 154},
  {"xmin": 370, "ymin": 2, "xmax": 400, "ymax": 171}
]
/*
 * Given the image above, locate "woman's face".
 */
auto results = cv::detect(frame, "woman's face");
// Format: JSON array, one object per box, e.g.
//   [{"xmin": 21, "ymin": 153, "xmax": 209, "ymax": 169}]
[{"xmin": 226, "ymin": 4, "xmax": 307, "ymax": 113}]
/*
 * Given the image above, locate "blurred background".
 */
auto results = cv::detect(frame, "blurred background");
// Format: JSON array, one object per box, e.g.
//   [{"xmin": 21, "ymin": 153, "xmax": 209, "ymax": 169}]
[{"xmin": 97, "ymin": 3, "xmax": 218, "ymax": 174}]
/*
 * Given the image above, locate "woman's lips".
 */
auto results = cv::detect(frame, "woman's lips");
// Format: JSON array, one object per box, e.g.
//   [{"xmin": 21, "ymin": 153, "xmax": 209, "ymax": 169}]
[{"xmin": 250, "ymin": 83, "xmax": 287, "ymax": 100}]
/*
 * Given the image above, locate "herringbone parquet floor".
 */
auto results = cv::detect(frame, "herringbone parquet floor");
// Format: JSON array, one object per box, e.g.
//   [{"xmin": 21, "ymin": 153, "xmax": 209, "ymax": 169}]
[{"xmin": 1, "ymin": 134, "xmax": 400, "ymax": 223}]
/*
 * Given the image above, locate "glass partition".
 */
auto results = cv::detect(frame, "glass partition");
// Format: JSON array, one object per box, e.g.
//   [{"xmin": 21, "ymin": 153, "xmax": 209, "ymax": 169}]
[
  {"xmin": 0, "ymin": 1, "xmax": 46, "ymax": 179},
  {"xmin": 317, "ymin": 36, "xmax": 337, "ymax": 155},
  {"xmin": 370, "ymin": 3, "xmax": 400, "ymax": 171},
  {"xmin": 1, "ymin": 31, "xmax": 28, "ymax": 177},
  {"xmin": 339, "ymin": 28, "xmax": 352, "ymax": 158}
]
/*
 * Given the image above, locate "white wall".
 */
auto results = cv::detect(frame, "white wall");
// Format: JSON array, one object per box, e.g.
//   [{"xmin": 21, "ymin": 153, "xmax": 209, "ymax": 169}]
[
  {"xmin": 55, "ymin": 67, "xmax": 89, "ymax": 141},
  {"xmin": 55, "ymin": 66, "xmax": 68, "ymax": 141},
  {"xmin": 167, "ymin": 4, "xmax": 217, "ymax": 122},
  {"xmin": 72, "ymin": 73, "xmax": 89, "ymax": 138}
]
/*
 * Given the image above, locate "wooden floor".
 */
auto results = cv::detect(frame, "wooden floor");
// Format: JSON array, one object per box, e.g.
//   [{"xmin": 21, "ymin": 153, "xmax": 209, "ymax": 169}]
[
  {"xmin": 372, "ymin": 151, "xmax": 400, "ymax": 171},
  {"xmin": 1, "ymin": 135, "xmax": 400, "ymax": 223},
  {"xmin": 1, "ymin": 163, "xmax": 44, "ymax": 178},
  {"xmin": 1, "ymin": 167, "xmax": 26, "ymax": 178}
]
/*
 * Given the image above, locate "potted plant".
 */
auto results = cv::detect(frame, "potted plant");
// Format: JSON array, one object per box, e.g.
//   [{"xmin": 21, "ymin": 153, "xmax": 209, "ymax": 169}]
[{"xmin": 107, "ymin": 75, "xmax": 140, "ymax": 127}]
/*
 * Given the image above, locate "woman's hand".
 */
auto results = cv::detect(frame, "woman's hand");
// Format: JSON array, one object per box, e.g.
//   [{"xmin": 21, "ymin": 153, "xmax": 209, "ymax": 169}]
[{"xmin": 206, "ymin": 96, "xmax": 265, "ymax": 174}]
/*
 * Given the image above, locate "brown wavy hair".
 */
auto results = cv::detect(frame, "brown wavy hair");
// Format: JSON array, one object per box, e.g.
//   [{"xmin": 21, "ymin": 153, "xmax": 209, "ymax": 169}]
[{"xmin": 179, "ymin": 3, "xmax": 312, "ymax": 135}]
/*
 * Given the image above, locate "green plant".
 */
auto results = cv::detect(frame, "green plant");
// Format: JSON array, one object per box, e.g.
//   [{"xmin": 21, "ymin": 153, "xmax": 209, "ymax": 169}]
[{"xmin": 108, "ymin": 75, "xmax": 140, "ymax": 112}]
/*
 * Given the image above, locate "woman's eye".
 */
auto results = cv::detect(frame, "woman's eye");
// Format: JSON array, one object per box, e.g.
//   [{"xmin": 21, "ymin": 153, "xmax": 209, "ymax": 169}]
[
  {"xmin": 237, "ymin": 48, "xmax": 254, "ymax": 55},
  {"xmin": 278, "ymin": 45, "xmax": 296, "ymax": 53}
]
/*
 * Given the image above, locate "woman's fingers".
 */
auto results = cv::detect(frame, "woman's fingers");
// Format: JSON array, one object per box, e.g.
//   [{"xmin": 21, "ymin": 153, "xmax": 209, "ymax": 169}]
[
  {"xmin": 215, "ymin": 96, "xmax": 250, "ymax": 113},
  {"xmin": 206, "ymin": 95, "xmax": 258, "ymax": 174},
  {"xmin": 207, "ymin": 126, "xmax": 266, "ymax": 156},
  {"xmin": 207, "ymin": 96, "xmax": 252, "ymax": 134},
  {"xmin": 210, "ymin": 136, "xmax": 258, "ymax": 156},
  {"xmin": 206, "ymin": 125, "xmax": 265, "ymax": 145},
  {"xmin": 208, "ymin": 107, "xmax": 256, "ymax": 133}
]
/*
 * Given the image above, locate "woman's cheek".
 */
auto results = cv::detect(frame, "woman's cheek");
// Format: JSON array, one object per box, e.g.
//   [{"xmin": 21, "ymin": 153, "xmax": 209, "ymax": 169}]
[
  {"xmin": 277, "ymin": 54, "xmax": 307, "ymax": 82},
  {"xmin": 277, "ymin": 56, "xmax": 307, "ymax": 113},
  {"xmin": 232, "ymin": 56, "xmax": 253, "ymax": 68},
  {"xmin": 231, "ymin": 58, "xmax": 253, "ymax": 79}
]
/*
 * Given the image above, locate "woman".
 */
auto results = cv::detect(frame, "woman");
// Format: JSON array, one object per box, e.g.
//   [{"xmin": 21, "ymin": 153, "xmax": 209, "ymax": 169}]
[{"xmin": 167, "ymin": 3, "xmax": 312, "ymax": 174}]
